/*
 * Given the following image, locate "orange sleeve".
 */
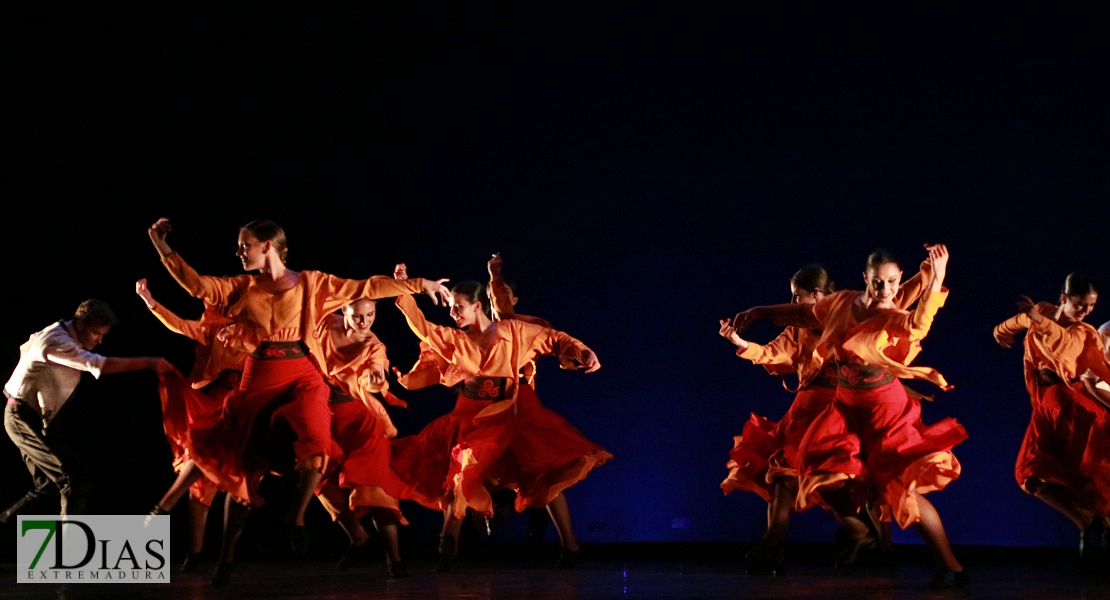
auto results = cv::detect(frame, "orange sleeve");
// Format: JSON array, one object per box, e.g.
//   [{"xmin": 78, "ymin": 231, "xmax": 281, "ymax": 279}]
[
  {"xmin": 894, "ymin": 259, "xmax": 931, "ymax": 310},
  {"xmin": 516, "ymin": 321, "xmax": 592, "ymax": 365},
  {"xmin": 395, "ymin": 342, "xmax": 449, "ymax": 390},
  {"xmin": 161, "ymin": 252, "xmax": 243, "ymax": 307},
  {"xmin": 489, "ymin": 274, "xmax": 516, "ymax": 321},
  {"xmin": 351, "ymin": 335, "xmax": 391, "ymax": 395},
  {"xmin": 395, "ymin": 294, "xmax": 473, "ymax": 365},
  {"xmin": 149, "ymin": 302, "xmax": 207, "ymax": 344},
  {"xmin": 736, "ymin": 329, "xmax": 798, "ymax": 370},
  {"xmin": 761, "ymin": 302, "xmax": 821, "ymax": 329},
  {"xmin": 901, "ymin": 288, "xmax": 948, "ymax": 341},
  {"xmin": 1031, "ymin": 315, "xmax": 1095, "ymax": 367},
  {"xmin": 993, "ymin": 312, "xmax": 1031, "ymax": 345},
  {"xmin": 312, "ymin": 273, "xmax": 426, "ymax": 317}
]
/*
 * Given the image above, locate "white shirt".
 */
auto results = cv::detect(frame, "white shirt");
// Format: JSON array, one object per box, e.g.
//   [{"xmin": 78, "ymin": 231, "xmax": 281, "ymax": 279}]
[{"xmin": 4, "ymin": 321, "xmax": 106, "ymax": 424}]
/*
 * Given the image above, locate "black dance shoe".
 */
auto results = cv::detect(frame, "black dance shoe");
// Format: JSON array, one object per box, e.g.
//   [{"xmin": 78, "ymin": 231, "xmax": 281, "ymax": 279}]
[
  {"xmin": 388, "ymin": 560, "xmax": 409, "ymax": 578},
  {"xmin": 834, "ymin": 537, "xmax": 878, "ymax": 569},
  {"xmin": 211, "ymin": 562, "xmax": 236, "ymax": 586},
  {"xmin": 286, "ymin": 524, "xmax": 310, "ymax": 557},
  {"xmin": 435, "ymin": 534, "xmax": 457, "ymax": 573},
  {"xmin": 336, "ymin": 542, "xmax": 371, "ymax": 572},
  {"xmin": 179, "ymin": 552, "xmax": 201, "ymax": 573},
  {"xmin": 929, "ymin": 568, "xmax": 970, "ymax": 589},
  {"xmin": 1080, "ymin": 519, "xmax": 1107, "ymax": 559},
  {"xmin": 556, "ymin": 548, "xmax": 580, "ymax": 570}
]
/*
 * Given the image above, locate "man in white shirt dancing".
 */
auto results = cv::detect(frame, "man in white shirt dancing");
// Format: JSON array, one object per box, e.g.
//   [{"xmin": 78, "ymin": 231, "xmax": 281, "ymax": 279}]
[{"xmin": 2, "ymin": 299, "xmax": 173, "ymax": 520}]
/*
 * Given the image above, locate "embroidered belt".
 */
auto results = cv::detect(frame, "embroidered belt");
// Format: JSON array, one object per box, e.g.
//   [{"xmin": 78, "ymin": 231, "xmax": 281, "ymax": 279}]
[
  {"xmin": 460, "ymin": 377, "xmax": 510, "ymax": 401},
  {"xmin": 1033, "ymin": 369, "xmax": 1074, "ymax": 388},
  {"xmin": 328, "ymin": 385, "xmax": 355, "ymax": 404},
  {"xmin": 802, "ymin": 366, "xmax": 838, "ymax": 390},
  {"xmin": 835, "ymin": 362, "xmax": 896, "ymax": 389},
  {"xmin": 250, "ymin": 341, "xmax": 308, "ymax": 361}
]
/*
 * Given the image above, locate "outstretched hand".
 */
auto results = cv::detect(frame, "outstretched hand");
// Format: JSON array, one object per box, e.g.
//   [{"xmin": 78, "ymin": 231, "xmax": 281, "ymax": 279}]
[
  {"xmin": 367, "ymin": 362, "xmax": 387, "ymax": 387},
  {"xmin": 394, "ymin": 263, "xmax": 408, "ymax": 280},
  {"xmin": 135, "ymin": 279, "xmax": 156, "ymax": 309},
  {"xmin": 718, "ymin": 319, "xmax": 746, "ymax": 348},
  {"xmin": 423, "ymin": 278, "xmax": 452, "ymax": 305},
  {"xmin": 148, "ymin": 218, "xmax": 174, "ymax": 257},
  {"xmin": 487, "ymin": 253, "xmax": 503, "ymax": 279},
  {"xmin": 730, "ymin": 308, "xmax": 763, "ymax": 333},
  {"xmin": 149, "ymin": 357, "xmax": 177, "ymax": 376},
  {"xmin": 579, "ymin": 350, "xmax": 601, "ymax": 373}
]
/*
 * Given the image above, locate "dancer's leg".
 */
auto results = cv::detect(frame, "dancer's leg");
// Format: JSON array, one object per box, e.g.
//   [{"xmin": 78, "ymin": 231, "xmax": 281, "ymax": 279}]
[
  {"xmin": 155, "ymin": 461, "xmax": 204, "ymax": 512},
  {"xmin": 910, "ymin": 492, "xmax": 962, "ymax": 572}
]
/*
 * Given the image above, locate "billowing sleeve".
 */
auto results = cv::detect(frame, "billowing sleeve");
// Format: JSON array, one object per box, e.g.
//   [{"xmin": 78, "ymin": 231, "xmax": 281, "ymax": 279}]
[
  {"xmin": 994, "ymin": 312, "xmax": 1031, "ymax": 345},
  {"xmin": 149, "ymin": 302, "xmax": 206, "ymax": 344},
  {"xmin": 518, "ymin": 321, "xmax": 592, "ymax": 365},
  {"xmin": 395, "ymin": 342, "xmax": 449, "ymax": 390},
  {"xmin": 43, "ymin": 334, "xmax": 107, "ymax": 379},
  {"xmin": 1030, "ymin": 314, "xmax": 1093, "ymax": 366},
  {"xmin": 312, "ymin": 273, "xmax": 426, "ymax": 317},
  {"xmin": 894, "ymin": 259, "xmax": 932, "ymax": 310},
  {"xmin": 902, "ymin": 288, "xmax": 949, "ymax": 341},
  {"xmin": 161, "ymin": 252, "xmax": 241, "ymax": 307},
  {"xmin": 395, "ymin": 294, "xmax": 468, "ymax": 363},
  {"xmin": 736, "ymin": 329, "xmax": 799, "ymax": 371}
]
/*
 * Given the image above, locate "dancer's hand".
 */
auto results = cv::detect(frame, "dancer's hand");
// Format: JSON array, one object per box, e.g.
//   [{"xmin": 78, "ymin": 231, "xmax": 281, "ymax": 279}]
[
  {"xmin": 487, "ymin": 253, "xmax": 503, "ymax": 279},
  {"xmin": 148, "ymin": 218, "xmax": 174, "ymax": 257},
  {"xmin": 148, "ymin": 357, "xmax": 176, "ymax": 375},
  {"xmin": 579, "ymin": 350, "xmax": 601, "ymax": 373},
  {"xmin": 423, "ymin": 278, "xmax": 452, "ymax": 305},
  {"xmin": 1016, "ymin": 295, "xmax": 1044, "ymax": 324},
  {"xmin": 731, "ymin": 308, "xmax": 764, "ymax": 333},
  {"xmin": 135, "ymin": 279, "xmax": 156, "ymax": 309},
  {"xmin": 394, "ymin": 263, "xmax": 408, "ymax": 280},
  {"xmin": 924, "ymin": 243, "xmax": 949, "ymax": 291},
  {"xmin": 367, "ymin": 363, "xmax": 387, "ymax": 387},
  {"xmin": 216, "ymin": 324, "xmax": 239, "ymax": 346},
  {"xmin": 719, "ymin": 319, "xmax": 748, "ymax": 349}
]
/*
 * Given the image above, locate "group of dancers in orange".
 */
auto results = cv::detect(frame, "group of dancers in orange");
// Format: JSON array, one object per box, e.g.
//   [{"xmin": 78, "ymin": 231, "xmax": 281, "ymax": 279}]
[
  {"xmin": 720, "ymin": 243, "xmax": 1110, "ymax": 588},
  {"xmin": 140, "ymin": 218, "xmax": 611, "ymax": 585}
]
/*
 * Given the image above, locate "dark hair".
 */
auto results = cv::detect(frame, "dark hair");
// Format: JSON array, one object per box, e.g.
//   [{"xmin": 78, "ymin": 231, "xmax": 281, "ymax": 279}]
[
  {"xmin": 865, "ymin": 248, "xmax": 900, "ymax": 272},
  {"xmin": 452, "ymin": 281, "xmax": 490, "ymax": 316},
  {"xmin": 240, "ymin": 219, "xmax": 289, "ymax": 265},
  {"xmin": 791, "ymin": 265, "xmax": 835, "ymax": 295},
  {"xmin": 1061, "ymin": 273, "xmax": 1098, "ymax": 297},
  {"xmin": 74, "ymin": 299, "xmax": 118, "ymax": 328},
  {"xmin": 485, "ymin": 279, "xmax": 519, "ymax": 299}
]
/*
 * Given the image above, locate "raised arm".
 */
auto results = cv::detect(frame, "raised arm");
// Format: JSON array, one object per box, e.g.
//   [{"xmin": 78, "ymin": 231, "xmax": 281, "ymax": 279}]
[
  {"xmin": 136, "ymin": 278, "xmax": 208, "ymax": 343},
  {"xmin": 732, "ymin": 302, "xmax": 820, "ymax": 333},
  {"xmin": 487, "ymin": 253, "xmax": 517, "ymax": 321},
  {"xmin": 311, "ymin": 272, "xmax": 451, "ymax": 317},
  {"xmin": 894, "ymin": 259, "xmax": 932, "ymax": 310}
]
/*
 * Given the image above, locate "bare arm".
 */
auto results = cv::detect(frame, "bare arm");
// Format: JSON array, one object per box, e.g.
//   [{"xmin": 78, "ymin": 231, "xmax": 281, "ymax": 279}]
[{"xmin": 101, "ymin": 356, "xmax": 175, "ymax": 375}]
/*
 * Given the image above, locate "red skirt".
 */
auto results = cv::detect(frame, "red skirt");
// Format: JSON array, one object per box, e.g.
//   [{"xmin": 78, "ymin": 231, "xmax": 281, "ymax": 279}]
[
  {"xmin": 1016, "ymin": 381, "xmax": 1110, "ymax": 516},
  {"xmin": 317, "ymin": 399, "xmax": 408, "ymax": 524},
  {"xmin": 722, "ymin": 385, "xmax": 836, "ymax": 502},
  {"xmin": 391, "ymin": 384, "xmax": 611, "ymax": 519},
  {"xmin": 157, "ymin": 371, "xmax": 234, "ymax": 506},
  {"xmin": 186, "ymin": 352, "xmax": 332, "ymax": 506},
  {"xmin": 796, "ymin": 380, "xmax": 966, "ymax": 528}
]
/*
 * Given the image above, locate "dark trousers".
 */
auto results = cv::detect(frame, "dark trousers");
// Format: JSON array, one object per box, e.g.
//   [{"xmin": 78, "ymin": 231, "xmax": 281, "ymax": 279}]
[{"xmin": 2, "ymin": 400, "xmax": 90, "ymax": 519}]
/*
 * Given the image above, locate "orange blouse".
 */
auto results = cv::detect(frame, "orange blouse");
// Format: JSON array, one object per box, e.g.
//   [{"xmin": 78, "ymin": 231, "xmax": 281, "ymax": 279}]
[
  {"xmin": 738, "ymin": 261, "xmax": 931, "ymax": 387},
  {"xmin": 394, "ymin": 294, "xmax": 592, "ymax": 407},
  {"xmin": 808, "ymin": 288, "xmax": 951, "ymax": 389},
  {"xmin": 161, "ymin": 252, "xmax": 425, "ymax": 352},
  {"xmin": 994, "ymin": 303, "xmax": 1110, "ymax": 397},
  {"xmin": 148, "ymin": 301, "xmax": 247, "ymax": 389},
  {"xmin": 307, "ymin": 313, "xmax": 400, "ymax": 438}
]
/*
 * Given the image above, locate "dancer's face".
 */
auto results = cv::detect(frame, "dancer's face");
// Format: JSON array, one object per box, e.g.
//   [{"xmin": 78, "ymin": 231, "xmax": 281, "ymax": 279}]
[
  {"xmin": 1060, "ymin": 292, "xmax": 1097, "ymax": 323},
  {"xmin": 73, "ymin": 321, "xmax": 110, "ymax": 350},
  {"xmin": 343, "ymin": 299, "xmax": 377, "ymax": 334},
  {"xmin": 449, "ymin": 293, "xmax": 482, "ymax": 328},
  {"xmin": 863, "ymin": 262, "xmax": 902, "ymax": 306},
  {"xmin": 790, "ymin": 284, "xmax": 824, "ymax": 306},
  {"xmin": 236, "ymin": 231, "xmax": 268, "ymax": 271}
]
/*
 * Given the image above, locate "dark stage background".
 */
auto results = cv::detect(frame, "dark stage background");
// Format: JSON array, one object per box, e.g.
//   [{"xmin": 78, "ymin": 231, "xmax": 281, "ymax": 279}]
[{"xmin": 2, "ymin": 4, "xmax": 1109, "ymax": 560}]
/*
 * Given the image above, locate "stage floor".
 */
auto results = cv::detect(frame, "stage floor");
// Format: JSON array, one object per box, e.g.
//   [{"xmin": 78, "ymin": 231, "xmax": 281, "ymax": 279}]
[{"xmin": 2, "ymin": 558, "xmax": 1109, "ymax": 599}]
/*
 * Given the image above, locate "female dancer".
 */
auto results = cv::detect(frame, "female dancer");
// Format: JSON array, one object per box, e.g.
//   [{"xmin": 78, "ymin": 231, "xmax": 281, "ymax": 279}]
[
  {"xmin": 136, "ymin": 278, "xmax": 245, "ymax": 573},
  {"xmin": 994, "ymin": 274, "xmax": 1110, "ymax": 557},
  {"xmin": 391, "ymin": 279, "xmax": 610, "ymax": 570},
  {"xmin": 716, "ymin": 266, "xmax": 835, "ymax": 574},
  {"xmin": 147, "ymin": 218, "xmax": 449, "ymax": 584},
  {"xmin": 732, "ymin": 245, "xmax": 968, "ymax": 588},
  {"xmin": 485, "ymin": 254, "xmax": 611, "ymax": 566},
  {"xmin": 308, "ymin": 297, "xmax": 409, "ymax": 576}
]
